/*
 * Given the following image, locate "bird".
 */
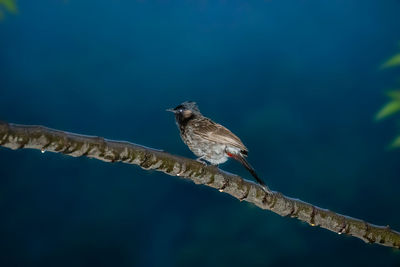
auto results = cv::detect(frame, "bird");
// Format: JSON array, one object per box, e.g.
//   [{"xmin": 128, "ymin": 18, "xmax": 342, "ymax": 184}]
[{"xmin": 167, "ymin": 101, "xmax": 270, "ymax": 191}]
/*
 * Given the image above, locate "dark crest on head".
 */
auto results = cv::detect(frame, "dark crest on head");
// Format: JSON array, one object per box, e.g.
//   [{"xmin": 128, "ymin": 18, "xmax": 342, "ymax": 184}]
[
  {"xmin": 173, "ymin": 101, "xmax": 200, "ymax": 114},
  {"xmin": 171, "ymin": 101, "xmax": 200, "ymax": 128}
]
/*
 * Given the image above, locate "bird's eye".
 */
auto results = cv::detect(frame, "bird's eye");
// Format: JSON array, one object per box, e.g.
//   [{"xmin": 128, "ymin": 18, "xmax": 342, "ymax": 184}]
[{"xmin": 179, "ymin": 109, "xmax": 183, "ymax": 113}]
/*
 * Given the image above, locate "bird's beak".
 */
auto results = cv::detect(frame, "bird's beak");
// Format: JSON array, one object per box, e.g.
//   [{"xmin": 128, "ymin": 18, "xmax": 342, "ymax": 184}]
[{"xmin": 166, "ymin": 108, "xmax": 175, "ymax": 113}]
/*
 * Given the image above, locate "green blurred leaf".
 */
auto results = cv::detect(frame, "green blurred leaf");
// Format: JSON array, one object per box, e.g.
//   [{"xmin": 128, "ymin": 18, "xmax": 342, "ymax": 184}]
[
  {"xmin": 390, "ymin": 136, "xmax": 400, "ymax": 148},
  {"xmin": 0, "ymin": 0, "xmax": 17, "ymax": 13},
  {"xmin": 387, "ymin": 90, "xmax": 400, "ymax": 101},
  {"xmin": 375, "ymin": 100, "xmax": 400, "ymax": 120},
  {"xmin": 381, "ymin": 53, "xmax": 400, "ymax": 69}
]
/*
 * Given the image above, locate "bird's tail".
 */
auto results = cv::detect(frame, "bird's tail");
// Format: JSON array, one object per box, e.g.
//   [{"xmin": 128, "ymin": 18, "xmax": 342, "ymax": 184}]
[{"xmin": 228, "ymin": 152, "xmax": 271, "ymax": 192}]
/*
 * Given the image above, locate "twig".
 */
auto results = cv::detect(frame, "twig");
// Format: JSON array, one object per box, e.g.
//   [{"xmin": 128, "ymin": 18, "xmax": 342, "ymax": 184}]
[{"xmin": 0, "ymin": 121, "xmax": 399, "ymax": 249}]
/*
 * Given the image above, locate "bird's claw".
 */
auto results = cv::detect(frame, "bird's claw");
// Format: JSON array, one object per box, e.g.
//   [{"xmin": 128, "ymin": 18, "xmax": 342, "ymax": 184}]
[{"xmin": 196, "ymin": 157, "xmax": 208, "ymax": 166}]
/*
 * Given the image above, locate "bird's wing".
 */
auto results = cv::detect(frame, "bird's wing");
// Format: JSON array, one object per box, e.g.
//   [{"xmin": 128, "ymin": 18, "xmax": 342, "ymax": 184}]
[{"xmin": 191, "ymin": 118, "xmax": 248, "ymax": 153}]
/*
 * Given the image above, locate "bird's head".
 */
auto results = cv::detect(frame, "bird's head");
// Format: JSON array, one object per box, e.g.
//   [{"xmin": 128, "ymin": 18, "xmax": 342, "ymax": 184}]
[{"xmin": 166, "ymin": 101, "xmax": 201, "ymax": 122}]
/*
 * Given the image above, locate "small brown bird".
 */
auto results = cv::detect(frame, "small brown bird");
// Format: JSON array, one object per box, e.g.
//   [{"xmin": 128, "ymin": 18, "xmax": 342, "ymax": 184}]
[{"xmin": 167, "ymin": 101, "xmax": 270, "ymax": 191}]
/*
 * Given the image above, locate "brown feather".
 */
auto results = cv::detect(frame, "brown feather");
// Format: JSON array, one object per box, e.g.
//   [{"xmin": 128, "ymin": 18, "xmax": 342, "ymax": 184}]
[{"xmin": 188, "ymin": 118, "xmax": 248, "ymax": 153}]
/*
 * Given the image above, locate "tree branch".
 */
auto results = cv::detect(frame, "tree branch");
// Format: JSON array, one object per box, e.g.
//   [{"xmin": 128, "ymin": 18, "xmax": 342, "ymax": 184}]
[{"xmin": 0, "ymin": 121, "xmax": 399, "ymax": 249}]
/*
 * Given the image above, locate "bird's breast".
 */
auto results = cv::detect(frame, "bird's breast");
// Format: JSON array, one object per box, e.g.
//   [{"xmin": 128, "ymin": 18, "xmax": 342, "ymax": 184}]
[{"xmin": 180, "ymin": 129, "xmax": 229, "ymax": 165}]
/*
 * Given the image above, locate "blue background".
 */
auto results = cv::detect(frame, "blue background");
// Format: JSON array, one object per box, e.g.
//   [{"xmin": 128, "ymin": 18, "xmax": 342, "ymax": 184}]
[{"xmin": 1, "ymin": 0, "xmax": 400, "ymax": 266}]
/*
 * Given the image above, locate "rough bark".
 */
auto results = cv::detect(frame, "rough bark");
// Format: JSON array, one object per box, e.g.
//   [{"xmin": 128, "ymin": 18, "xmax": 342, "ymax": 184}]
[{"xmin": 0, "ymin": 121, "xmax": 399, "ymax": 249}]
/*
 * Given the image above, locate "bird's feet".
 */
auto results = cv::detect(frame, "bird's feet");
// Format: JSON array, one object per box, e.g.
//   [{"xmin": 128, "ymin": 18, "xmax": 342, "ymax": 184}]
[{"xmin": 196, "ymin": 157, "xmax": 208, "ymax": 166}]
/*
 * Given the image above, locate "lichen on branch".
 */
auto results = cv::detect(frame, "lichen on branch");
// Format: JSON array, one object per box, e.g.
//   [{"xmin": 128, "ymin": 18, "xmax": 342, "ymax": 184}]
[{"xmin": 0, "ymin": 121, "xmax": 399, "ymax": 249}]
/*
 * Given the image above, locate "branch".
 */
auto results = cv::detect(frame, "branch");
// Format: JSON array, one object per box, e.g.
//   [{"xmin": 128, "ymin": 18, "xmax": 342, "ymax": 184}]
[{"xmin": 0, "ymin": 121, "xmax": 399, "ymax": 249}]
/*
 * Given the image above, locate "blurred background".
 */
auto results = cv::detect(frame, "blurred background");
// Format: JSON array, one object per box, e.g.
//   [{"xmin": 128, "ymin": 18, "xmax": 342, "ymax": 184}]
[{"xmin": 1, "ymin": 0, "xmax": 400, "ymax": 266}]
